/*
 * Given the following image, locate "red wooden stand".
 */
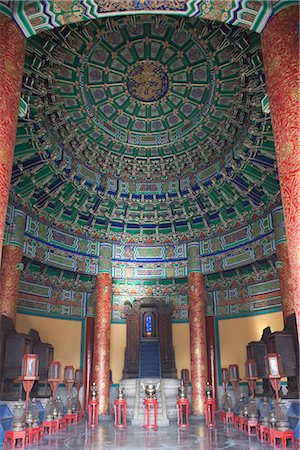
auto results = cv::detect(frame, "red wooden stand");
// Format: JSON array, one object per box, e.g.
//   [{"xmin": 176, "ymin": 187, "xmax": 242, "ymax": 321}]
[
  {"xmin": 65, "ymin": 413, "xmax": 77, "ymax": 427},
  {"xmin": 143, "ymin": 398, "xmax": 158, "ymax": 429},
  {"xmin": 42, "ymin": 420, "xmax": 58, "ymax": 435},
  {"xmin": 244, "ymin": 418, "xmax": 258, "ymax": 436},
  {"xmin": 114, "ymin": 399, "xmax": 127, "ymax": 429},
  {"xmin": 58, "ymin": 417, "xmax": 67, "ymax": 432},
  {"xmin": 256, "ymin": 423, "xmax": 264, "ymax": 441},
  {"xmin": 205, "ymin": 398, "xmax": 215, "ymax": 427},
  {"xmin": 240, "ymin": 417, "xmax": 248, "ymax": 433},
  {"xmin": 88, "ymin": 398, "xmax": 99, "ymax": 428},
  {"xmin": 234, "ymin": 415, "xmax": 242, "ymax": 430},
  {"xmin": 27, "ymin": 426, "xmax": 42, "ymax": 445},
  {"xmin": 262, "ymin": 426, "xmax": 271, "ymax": 444},
  {"xmin": 176, "ymin": 398, "xmax": 189, "ymax": 428},
  {"xmin": 271, "ymin": 429, "xmax": 295, "ymax": 448},
  {"xmin": 4, "ymin": 430, "xmax": 29, "ymax": 449},
  {"xmin": 225, "ymin": 411, "xmax": 234, "ymax": 424}
]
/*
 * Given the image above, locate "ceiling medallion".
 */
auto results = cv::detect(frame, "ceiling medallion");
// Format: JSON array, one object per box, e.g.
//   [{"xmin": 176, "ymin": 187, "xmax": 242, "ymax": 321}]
[{"xmin": 127, "ymin": 61, "xmax": 169, "ymax": 103}]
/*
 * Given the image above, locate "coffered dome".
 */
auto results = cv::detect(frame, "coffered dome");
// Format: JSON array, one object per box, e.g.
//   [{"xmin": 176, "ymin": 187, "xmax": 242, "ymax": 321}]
[{"xmin": 12, "ymin": 15, "xmax": 279, "ymax": 242}]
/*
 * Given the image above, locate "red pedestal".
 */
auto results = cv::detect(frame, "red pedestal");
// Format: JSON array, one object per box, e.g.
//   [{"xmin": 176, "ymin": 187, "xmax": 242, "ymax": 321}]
[
  {"xmin": 256, "ymin": 423, "xmax": 264, "ymax": 441},
  {"xmin": 114, "ymin": 399, "xmax": 127, "ymax": 429},
  {"xmin": 58, "ymin": 417, "xmax": 67, "ymax": 432},
  {"xmin": 27, "ymin": 426, "xmax": 42, "ymax": 445},
  {"xmin": 88, "ymin": 398, "xmax": 99, "ymax": 428},
  {"xmin": 42, "ymin": 420, "xmax": 58, "ymax": 435},
  {"xmin": 224, "ymin": 411, "xmax": 234, "ymax": 425},
  {"xmin": 176, "ymin": 398, "xmax": 189, "ymax": 429},
  {"xmin": 245, "ymin": 418, "xmax": 258, "ymax": 436},
  {"xmin": 204, "ymin": 398, "xmax": 215, "ymax": 427},
  {"xmin": 143, "ymin": 398, "xmax": 158, "ymax": 429},
  {"xmin": 4, "ymin": 430, "xmax": 29, "ymax": 449},
  {"xmin": 65, "ymin": 413, "xmax": 77, "ymax": 427},
  {"xmin": 240, "ymin": 417, "xmax": 248, "ymax": 433},
  {"xmin": 262, "ymin": 426, "xmax": 272, "ymax": 444},
  {"xmin": 271, "ymin": 429, "xmax": 295, "ymax": 449},
  {"xmin": 234, "ymin": 415, "xmax": 242, "ymax": 430}
]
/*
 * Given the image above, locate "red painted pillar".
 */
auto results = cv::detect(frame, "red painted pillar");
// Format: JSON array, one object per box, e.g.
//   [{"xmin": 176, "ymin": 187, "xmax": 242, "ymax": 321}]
[
  {"xmin": 262, "ymin": 6, "xmax": 300, "ymax": 328},
  {"xmin": 93, "ymin": 244, "xmax": 112, "ymax": 416},
  {"xmin": 0, "ymin": 15, "xmax": 26, "ymax": 261},
  {"xmin": 84, "ymin": 317, "xmax": 94, "ymax": 412},
  {"xmin": 0, "ymin": 246, "xmax": 23, "ymax": 323},
  {"xmin": 0, "ymin": 207, "xmax": 26, "ymax": 323},
  {"xmin": 272, "ymin": 207, "xmax": 295, "ymax": 321},
  {"xmin": 188, "ymin": 242, "xmax": 208, "ymax": 416},
  {"xmin": 205, "ymin": 316, "xmax": 218, "ymax": 404}
]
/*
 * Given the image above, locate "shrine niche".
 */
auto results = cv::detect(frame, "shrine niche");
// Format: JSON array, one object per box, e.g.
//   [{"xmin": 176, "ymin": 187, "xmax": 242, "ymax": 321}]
[{"xmin": 122, "ymin": 298, "xmax": 177, "ymax": 379}]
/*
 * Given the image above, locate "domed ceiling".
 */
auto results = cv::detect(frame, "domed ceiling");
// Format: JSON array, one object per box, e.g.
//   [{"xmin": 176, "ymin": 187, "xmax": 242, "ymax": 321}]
[{"xmin": 12, "ymin": 15, "xmax": 280, "ymax": 243}]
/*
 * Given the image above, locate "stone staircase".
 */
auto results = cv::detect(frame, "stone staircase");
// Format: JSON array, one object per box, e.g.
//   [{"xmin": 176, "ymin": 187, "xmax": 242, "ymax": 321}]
[
  {"xmin": 139, "ymin": 341, "xmax": 161, "ymax": 378},
  {"xmin": 119, "ymin": 378, "xmax": 192, "ymax": 426}
]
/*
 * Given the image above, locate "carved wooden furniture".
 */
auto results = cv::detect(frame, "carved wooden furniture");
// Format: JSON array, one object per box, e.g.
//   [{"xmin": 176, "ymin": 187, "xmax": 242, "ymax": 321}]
[
  {"xmin": 0, "ymin": 316, "xmax": 15, "ymax": 397},
  {"xmin": 246, "ymin": 313, "xmax": 298, "ymax": 398},
  {"xmin": 1, "ymin": 327, "xmax": 32, "ymax": 400},
  {"xmin": 158, "ymin": 303, "xmax": 177, "ymax": 378},
  {"xmin": 0, "ymin": 316, "xmax": 55, "ymax": 400},
  {"xmin": 122, "ymin": 298, "xmax": 177, "ymax": 379},
  {"xmin": 123, "ymin": 301, "xmax": 140, "ymax": 379}
]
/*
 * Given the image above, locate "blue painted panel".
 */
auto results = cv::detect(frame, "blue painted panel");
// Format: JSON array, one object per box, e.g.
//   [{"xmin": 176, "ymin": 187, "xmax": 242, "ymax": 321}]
[
  {"xmin": 0, "ymin": 405, "xmax": 13, "ymax": 444},
  {"xmin": 288, "ymin": 401, "xmax": 300, "ymax": 437}
]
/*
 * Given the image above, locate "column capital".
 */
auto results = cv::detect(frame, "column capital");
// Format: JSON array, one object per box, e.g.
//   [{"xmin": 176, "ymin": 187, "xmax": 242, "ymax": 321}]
[
  {"xmin": 4, "ymin": 205, "xmax": 26, "ymax": 248},
  {"xmin": 272, "ymin": 206, "xmax": 287, "ymax": 246},
  {"xmin": 187, "ymin": 241, "xmax": 201, "ymax": 273},
  {"xmin": 99, "ymin": 243, "xmax": 112, "ymax": 274}
]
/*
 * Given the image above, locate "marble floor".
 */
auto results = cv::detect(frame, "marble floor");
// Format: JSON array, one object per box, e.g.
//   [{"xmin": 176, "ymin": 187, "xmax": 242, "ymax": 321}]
[{"xmin": 25, "ymin": 419, "xmax": 277, "ymax": 450}]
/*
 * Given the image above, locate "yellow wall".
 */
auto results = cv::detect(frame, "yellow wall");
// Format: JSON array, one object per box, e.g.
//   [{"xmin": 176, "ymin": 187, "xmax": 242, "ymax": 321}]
[
  {"xmin": 172, "ymin": 323, "xmax": 190, "ymax": 376},
  {"xmin": 16, "ymin": 314, "xmax": 82, "ymax": 372},
  {"xmin": 218, "ymin": 311, "xmax": 284, "ymax": 379},
  {"xmin": 110, "ymin": 324, "xmax": 126, "ymax": 384}
]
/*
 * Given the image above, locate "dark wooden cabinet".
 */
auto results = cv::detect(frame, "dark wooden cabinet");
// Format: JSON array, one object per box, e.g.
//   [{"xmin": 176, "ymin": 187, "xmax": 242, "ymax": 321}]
[
  {"xmin": 247, "ymin": 340, "xmax": 267, "ymax": 379},
  {"xmin": 246, "ymin": 313, "xmax": 299, "ymax": 398},
  {"xmin": 123, "ymin": 302, "xmax": 140, "ymax": 379},
  {"xmin": 4, "ymin": 332, "xmax": 32, "ymax": 380},
  {"xmin": 158, "ymin": 305, "xmax": 177, "ymax": 378},
  {"xmin": 0, "ymin": 315, "xmax": 55, "ymax": 400}
]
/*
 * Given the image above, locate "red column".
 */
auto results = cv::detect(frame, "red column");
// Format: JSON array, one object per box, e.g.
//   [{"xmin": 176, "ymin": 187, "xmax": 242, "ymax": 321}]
[
  {"xmin": 188, "ymin": 272, "xmax": 208, "ymax": 415},
  {"xmin": 84, "ymin": 317, "xmax": 94, "ymax": 412},
  {"xmin": 262, "ymin": 6, "xmax": 300, "ymax": 328},
  {"xmin": 276, "ymin": 242, "xmax": 295, "ymax": 320},
  {"xmin": 0, "ymin": 245, "xmax": 23, "ymax": 323},
  {"xmin": 205, "ymin": 316, "xmax": 218, "ymax": 404},
  {"xmin": 0, "ymin": 15, "xmax": 26, "ymax": 260},
  {"xmin": 93, "ymin": 272, "xmax": 112, "ymax": 416}
]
